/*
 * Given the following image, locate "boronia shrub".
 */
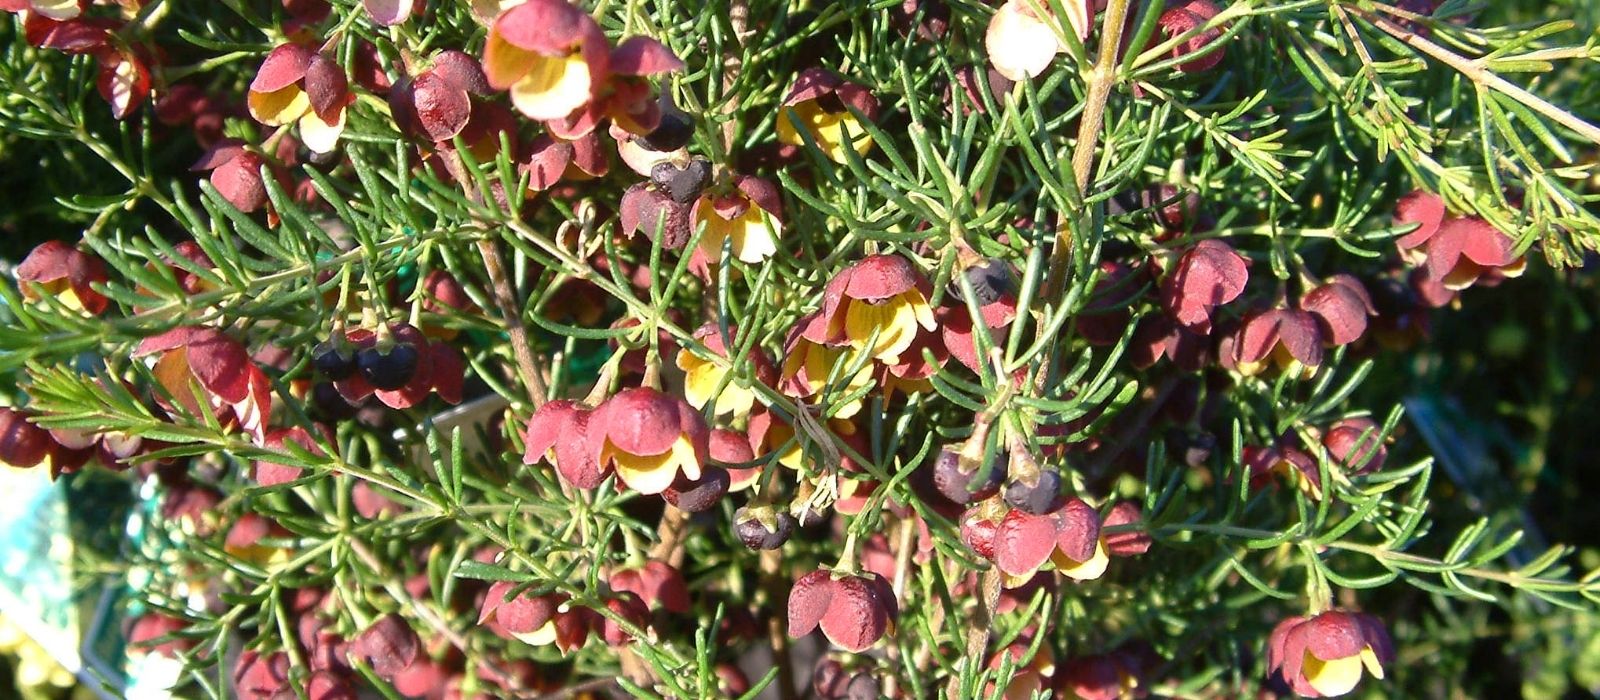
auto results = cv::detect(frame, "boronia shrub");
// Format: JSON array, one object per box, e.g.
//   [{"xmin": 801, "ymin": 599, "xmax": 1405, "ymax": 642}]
[{"xmin": 1, "ymin": 0, "xmax": 1598, "ymax": 697}]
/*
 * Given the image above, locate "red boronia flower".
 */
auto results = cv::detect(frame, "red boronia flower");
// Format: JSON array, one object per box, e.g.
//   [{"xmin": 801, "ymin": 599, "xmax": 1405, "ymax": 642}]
[
  {"xmin": 1160, "ymin": 239, "xmax": 1249, "ymax": 333},
  {"xmin": 1300, "ymin": 274, "xmax": 1376, "ymax": 348},
  {"xmin": 990, "ymin": 498, "xmax": 1108, "ymax": 584},
  {"xmin": 482, "ymin": 0, "xmax": 610, "ymax": 122},
  {"xmin": 332, "ymin": 324, "xmax": 465, "ymax": 410},
  {"xmin": 777, "ymin": 68, "xmax": 879, "ymax": 164},
  {"xmin": 821, "ymin": 254, "xmax": 937, "ymax": 364},
  {"xmin": 676, "ymin": 323, "xmax": 778, "ymax": 418},
  {"xmin": 1393, "ymin": 189, "xmax": 1526, "ymax": 291},
  {"xmin": 1322, "ymin": 417, "xmax": 1388, "ymax": 475},
  {"xmin": 1158, "ymin": 0, "xmax": 1228, "ymax": 73},
  {"xmin": 0, "ymin": 407, "xmax": 54, "ymax": 470},
  {"xmin": 608, "ymin": 560, "xmax": 690, "ymax": 613},
  {"xmin": 588, "ymin": 387, "xmax": 710, "ymax": 495},
  {"xmin": 94, "ymin": 46, "xmax": 151, "ymax": 120},
  {"xmin": 692, "ymin": 174, "xmax": 784, "ymax": 265},
  {"xmin": 248, "ymin": 43, "xmax": 352, "ymax": 154},
  {"xmin": 478, "ymin": 581, "xmax": 594, "ymax": 652},
  {"xmin": 1245, "ymin": 443, "xmax": 1321, "ymax": 497},
  {"xmin": 1267, "ymin": 610, "xmax": 1394, "ymax": 698},
  {"xmin": 16, "ymin": 240, "xmax": 110, "ymax": 315},
  {"xmin": 191, "ymin": 139, "xmax": 283, "ymax": 214},
  {"xmin": 391, "ymin": 50, "xmax": 493, "ymax": 144},
  {"xmin": 1230, "ymin": 307, "xmax": 1323, "ymax": 378},
  {"xmin": 135, "ymin": 327, "xmax": 272, "ymax": 443},
  {"xmin": 787, "ymin": 569, "xmax": 897, "ymax": 652},
  {"xmin": 552, "ymin": 34, "xmax": 684, "ymax": 139}
]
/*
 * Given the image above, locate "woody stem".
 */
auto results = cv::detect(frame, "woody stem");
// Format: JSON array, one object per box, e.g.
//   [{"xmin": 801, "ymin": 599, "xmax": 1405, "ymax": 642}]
[{"xmin": 1041, "ymin": 0, "xmax": 1135, "ymax": 309}]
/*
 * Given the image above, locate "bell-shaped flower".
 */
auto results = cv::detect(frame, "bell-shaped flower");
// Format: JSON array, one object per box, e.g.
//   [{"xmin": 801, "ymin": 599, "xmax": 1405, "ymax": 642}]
[
  {"xmin": 1159, "ymin": 239, "xmax": 1248, "ymax": 333},
  {"xmin": 1058, "ymin": 642, "xmax": 1161, "ymax": 700},
  {"xmin": 1231, "ymin": 307, "xmax": 1324, "ymax": 378},
  {"xmin": 1420, "ymin": 216, "xmax": 1525, "ymax": 291},
  {"xmin": 991, "ymin": 498, "xmax": 1107, "ymax": 584},
  {"xmin": 135, "ymin": 327, "xmax": 272, "ymax": 442},
  {"xmin": 939, "ymin": 294, "xmax": 1018, "ymax": 374},
  {"xmin": 16, "ymin": 240, "xmax": 110, "ymax": 315},
  {"xmin": 190, "ymin": 139, "xmax": 277, "ymax": 213},
  {"xmin": 248, "ymin": 43, "xmax": 351, "ymax": 154},
  {"xmin": 1322, "ymin": 417, "xmax": 1387, "ymax": 475},
  {"xmin": 821, "ymin": 254, "xmax": 937, "ymax": 364},
  {"xmin": 1157, "ymin": 0, "xmax": 1227, "ymax": 73},
  {"xmin": 478, "ymin": 581, "xmax": 593, "ymax": 652},
  {"xmin": 778, "ymin": 313, "xmax": 873, "ymax": 420},
  {"xmin": 776, "ymin": 68, "xmax": 879, "ymax": 164},
  {"xmin": 553, "ymin": 35, "xmax": 684, "ymax": 138},
  {"xmin": 1245, "ymin": 443, "xmax": 1321, "ymax": 498},
  {"xmin": 252, "ymin": 425, "xmax": 329, "ymax": 487},
  {"xmin": 390, "ymin": 50, "xmax": 491, "ymax": 144},
  {"xmin": 1267, "ymin": 610, "xmax": 1394, "ymax": 698},
  {"xmin": 94, "ymin": 46, "xmax": 150, "ymax": 120},
  {"xmin": 522, "ymin": 399, "xmax": 608, "ymax": 488},
  {"xmin": 482, "ymin": 0, "xmax": 610, "ymax": 121},
  {"xmin": 677, "ymin": 323, "xmax": 778, "ymax": 418},
  {"xmin": 608, "ymin": 560, "xmax": 690, "ymax": 613},
  {"xmin": 1129, "ymin": 314, "xmax": 1211, "ymax": 371},
  {"xmin": 223, "ymin": 512, "xmax": 292, "ymax": 569},
  {"xmin": 692, "ymin": 175, "xmax": 784, "ymax": 265},
  {"xmin": 349, "ymin": 613, "xmax": 420, "ymax": 682},
  {"xmin": 589, "ymin": 387, "xmax": 710, "ymax": 495},
  {"xmin": 986, "ymin": 0, "xmax": 1082, "ymax": 81},
  {"xmin": 1300, "ymin": 275, "xmax": 1376, "ymax": 347},
  {"xmin": 0, "ymin": 407, "xmax": 52, "ymax": 469},
  {"xmin": 1100, "ymin": 501, "xmax": 1152, "ymax": 557},
  {"xmin": 620, "ymin": 181, "xmax": 693, "ymax": 248},
  {"xmin": 234, "ymin": 650, "xmax": 292, "ymax": 699},
  {"xmin": 786, "ymin": 569, "xmax": 898, "ymax": 652}
]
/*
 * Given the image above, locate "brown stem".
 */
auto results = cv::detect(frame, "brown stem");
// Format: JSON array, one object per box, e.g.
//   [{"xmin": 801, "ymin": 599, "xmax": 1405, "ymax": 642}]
[
  {"xmin": 947, "ymin": 568, "xmax": 1003, "ymax": 699},
  {"xmin": 1040, "ymin": 0, "xmax": 1135, "ymax": 305},
  {"xmin": 648, "ymin": 505, "xmax": 691, "ymax": 568},
  {"xmin": 434, "ymin": 148, "xmax": 551, "ymax": 407},
  {"xmin": 477, "ymin": 237, "xmax": 550, "ymax": 407}
]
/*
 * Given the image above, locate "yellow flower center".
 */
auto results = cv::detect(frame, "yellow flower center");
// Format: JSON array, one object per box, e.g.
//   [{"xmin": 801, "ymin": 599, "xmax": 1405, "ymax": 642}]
[
  {"xmin": 776, "ymin": 100, "xmax": 873, "ymax": 164},
  {"xmin": 248, "ymin": 84, "xmax": 310, "ymax": 127},
  {"xmin": 1302, "ymin": 645, "xmax": 1384, "ymax": 697},
  {"xmin": 603, "ymin": 436, "xmax": 701, "ymax": 495},
  {"xmin": 1049, "ymin": 540, "xmax": 1110, "ymax": 581},
  {"xmin": 842, "ymin": 290, "xmax": 935, "ymax": 363},
  {"xmin": 678, "ymin": 351, "xmax": 757, "ymax": 417},
  {"xmin": 510, "ymin": 52, "xmax": 592, "ymax": 121},
  {"xmin": 696, "ymin": 199, "xmax": 781, "ymax": 264}
]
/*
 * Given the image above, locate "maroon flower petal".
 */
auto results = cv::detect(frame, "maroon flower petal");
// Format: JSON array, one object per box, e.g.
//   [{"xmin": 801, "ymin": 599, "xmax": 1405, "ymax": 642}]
[
  {"xmin": 524, "ymin": 134, "xmax": 576, "ymax": 191},
  {"xmin": 786, "ymin": 569, "xmax": 834, "ymax": 638},
  {"xmin": 251, "ymin": 43, "xmax": 315, "ymax": 93},
  {"xmin": 1449, "ymin": 216, "xmax": 1517, "ymax": 267},
  {"xmin": 595, "ymin": 387, "xmax": 702, "ymax": 458},
  {"xmin": 411, "ymin": 71, "xmax": 472, "ymax": 142},
  {"xmin": 994, "ymin": 509, "xmax": 1059, "ymax": 576},
  {"xmin": 609, "ymin": 36, "xmax": 684, "ymax": 76},
  {"xmin": 1053, "ymin": 498, "xmax": 1102, "ymax": 562},
  {"xmin": 1101, "ymin": 501, "xmax": 1151, "ymax": 556},
  {"xmin": 209, "ymin": 151, "xmax": 270, "ymax": 212},
  {"xmin": 0, "ymin": 408, "xmax": 51, "ymax": 469},
  {"xmin": 1299, "ymin": 610, "xmax": 1368, "ymax": 661},
  {"xmin": 350, "ymin": 614, "xmax": 419, "ymax": 681},
  {"xmin": 431, "ymin": 50, "xmax": 492, "ymax": 95},
  {"xmin": 1160, "ymin": 240, "xmax": 1248, "ymax": 332},
  {"xmin": 494, "ymin": 0, "xmax": 600, "ymax": 56},
  {"xmin": 304, "ymin": 55, "xmax": 349, "ymax": 122},
  {"xmin": 1394, "ymin": 189, "xmax": 1445, "ymax": 249},
  {"xmin": 818, "ymin": 574, "xmax": 890, "ymax": 652}
]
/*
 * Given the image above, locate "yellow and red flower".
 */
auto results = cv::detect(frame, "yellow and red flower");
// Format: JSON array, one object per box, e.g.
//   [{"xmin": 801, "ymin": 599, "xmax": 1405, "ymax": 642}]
[
  {"xmin": 821, "ymin": 254, "xmax": 937, "ymax": 364},
  {"xmin": 482, "ymin": 0, "xmax": 611, "ymax": 122},
  {"xmin": 677, "ymin": 323, "xmax": 778, "ymax": 418},
  {"xmin": 247, "ymin": 43, "xmax": 352, "ymax": 154},
  {"xmin": 1267, "ymin": 610, "xmax": 1394, "ymax": 698},
  {"xmin": 776, "ymin": 68, "xmax": 879, "ymax": 164},
  {"xmin": 522, "ymin": 399, "xmax": 608, "ymax": 488},
  {"xmin": 479, "ymin": 581, "xmax": 594, "ymax": 653},
  {"xmin": 15, "ymin": 241, "xmax": 110, "ymax": 315},
  {"xmin": 134, "ymin": 327, "xmax": 272, "ymax": 443},
  {"xmin": 1229, "ymin": 307, "xmax": 1324, "ymax": 378},
  {"xmin": 778, "ymin": 313, "xmax": 873, "ymax": 420},
  {"xmin": 692, "ymin": 175, "xmax": 784, "ymax": 265},
  {"xmin": 589, "ymin": 387, "xmax": 710, "ymax": 495}
]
